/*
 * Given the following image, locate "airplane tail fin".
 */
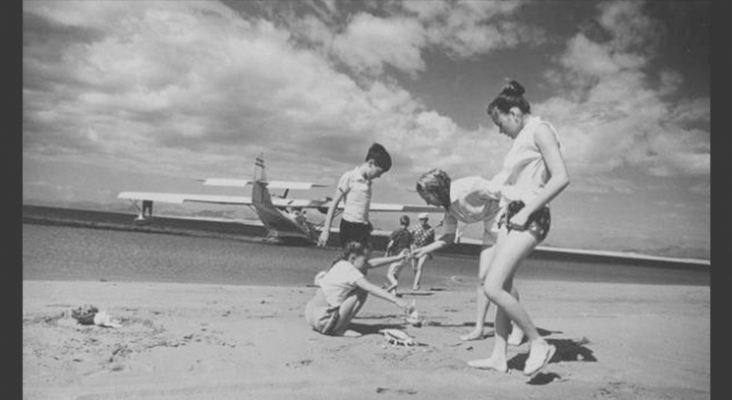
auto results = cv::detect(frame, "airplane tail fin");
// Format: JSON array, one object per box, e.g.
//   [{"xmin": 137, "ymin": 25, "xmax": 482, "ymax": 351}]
[
  {"xmin": 254, "ymin": 154, "xmax": 266, "ymax": 182},
  {"xmin": 251, "ymin": 154, "xmax": 275, "ymax": 209}
]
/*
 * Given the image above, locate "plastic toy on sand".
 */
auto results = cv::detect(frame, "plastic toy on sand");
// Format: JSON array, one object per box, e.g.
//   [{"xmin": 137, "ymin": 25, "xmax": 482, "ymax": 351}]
[{"xmin": 381, "ymin": 329, "xmax": 417, "ymax": 347}]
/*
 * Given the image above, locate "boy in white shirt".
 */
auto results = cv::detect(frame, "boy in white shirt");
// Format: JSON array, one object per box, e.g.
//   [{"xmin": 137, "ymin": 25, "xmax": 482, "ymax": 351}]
[{"xmin": 317, "ymin": 143, "xmax": 392, "ymax": 248}]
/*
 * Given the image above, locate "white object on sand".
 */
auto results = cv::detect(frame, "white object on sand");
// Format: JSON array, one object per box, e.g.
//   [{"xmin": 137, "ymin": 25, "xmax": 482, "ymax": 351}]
[
  {"xmin": 381, "ymin": 329, "xmax": 416, "ymax": 347},
  {"xmin": 93, "ymin": 311, "xmax": 122, "ymax": 328},
  {"xmin": 406, "ymin": 309, "xmax": 422, "ymax": 326}
]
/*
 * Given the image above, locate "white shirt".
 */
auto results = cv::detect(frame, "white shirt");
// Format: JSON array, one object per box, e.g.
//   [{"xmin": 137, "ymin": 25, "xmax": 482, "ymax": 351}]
[
  {"xmin": 442, "ymin": 176, "xmax": 502, "ymax": 245},
  {"xmin": 494, "ymin": 115, "xmax": 562, "ymax": 205},
  {"xmin": 337, "ymin": 168, "xmax": 372, "ymax": 224},
  {"xmin": 319, "ymin": 260, "xmax": 365, "ymax": 307}
]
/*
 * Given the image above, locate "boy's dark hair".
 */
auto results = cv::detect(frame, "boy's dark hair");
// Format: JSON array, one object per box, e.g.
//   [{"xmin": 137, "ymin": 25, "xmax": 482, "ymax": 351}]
[
  {"xmin": 366, "ymin": 143, "xmax": 392, "ymax": 172},
  {"xmin": 399, "ymin": 215, "xmax": 410, "ymax": 226},
  {"xmin": 332, "ymin": 240, "xmax": 372, "ymax": 267}
]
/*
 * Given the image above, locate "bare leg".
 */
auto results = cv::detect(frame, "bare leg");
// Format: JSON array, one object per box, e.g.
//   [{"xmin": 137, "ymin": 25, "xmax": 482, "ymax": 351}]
[
  {"xmin": 468, "ymin": 305, "xmax": 510, "ymax": 372},
  {"xmin": 460, "ymin": 245, "xmax": 495, "ymax": 341},
  {"xmin": 385, "ymin": 262, "xmax": 400, "ymax": 295},
  {"xmin": 471, "ymin": 230, "xmax": 554, "ymax": 375},
  {"xmin": 332, "ymin": 289, "xmax": 368, "ymax": 336},
  {"xmin": 507, "ymin": 287, "xmax": 525, "ymax": 346},
  {"xmin": 412, "ymin": 256, "xmax": 427, "ymax": 290}
]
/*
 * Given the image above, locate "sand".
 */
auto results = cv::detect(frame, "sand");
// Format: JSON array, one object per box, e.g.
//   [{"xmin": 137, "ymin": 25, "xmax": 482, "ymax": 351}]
[{"xmin": 22, "ymin": 279, "xmax": 709, "ymax": 400}]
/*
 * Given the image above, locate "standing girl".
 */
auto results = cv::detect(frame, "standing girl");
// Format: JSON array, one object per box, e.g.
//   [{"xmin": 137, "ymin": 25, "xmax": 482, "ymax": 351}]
[{"xmin": 467, "ymin": 80, "xmax": 570, "ymax": 375}]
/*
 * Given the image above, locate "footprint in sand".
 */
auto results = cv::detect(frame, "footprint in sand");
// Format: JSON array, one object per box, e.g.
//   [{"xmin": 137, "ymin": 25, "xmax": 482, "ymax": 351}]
[
  {"xmin": 285, "ymin": 359, "xmax": 313, "ymax": 368},
  {"xmin": 375, "ymin": 387, "xmax": 418, "ymax": 395}
]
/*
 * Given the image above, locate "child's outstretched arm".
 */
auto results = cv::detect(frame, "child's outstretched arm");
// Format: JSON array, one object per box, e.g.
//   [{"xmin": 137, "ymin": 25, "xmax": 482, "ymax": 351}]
[
  {"xmin": 367, "ymin": 250, "xmax": 408, "ymax": 269},
  {"xmin": 411, "ymin": 233, "xmax": 454, "ymax": 259},
  {"xmin": 317, "ymin": 189, "xmax": 345, "ymax": 247},
  {"xmin": 355, "ymin": 277, "xmax": 413, "ymax": 313}
]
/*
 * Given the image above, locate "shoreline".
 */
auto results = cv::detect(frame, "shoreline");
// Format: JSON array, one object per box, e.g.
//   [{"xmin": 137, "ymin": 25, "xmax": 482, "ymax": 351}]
[
  {"xmin": 23, "ymin": 204, "xmax": 710, "ymax": 270},
  {"xmin": 23, "ymin": 279, "xmax": 710, "ymax": 400}
]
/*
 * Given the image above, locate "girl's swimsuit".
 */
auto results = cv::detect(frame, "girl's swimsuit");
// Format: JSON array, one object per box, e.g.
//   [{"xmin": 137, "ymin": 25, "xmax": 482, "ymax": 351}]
[{"xmin": 498, "ymin": 200, "xmax": 551, "ymax": 243}]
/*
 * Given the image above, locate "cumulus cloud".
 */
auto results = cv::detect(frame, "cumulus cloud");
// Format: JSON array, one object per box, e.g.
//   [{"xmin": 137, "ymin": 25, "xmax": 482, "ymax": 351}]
[
  {"xmin": 331, "ymin": 14, "xmax": 427, "ymax": 76},
  {"xmin": 534, "ymin": 0, "xmax": 709, "ymax": 190},
  {"xmin": 419, "ymin": 0, "xmax": 536, "ymax": 58},
  {"xmin": 284, "ymin": 0, "xmax": 537, "ymax": 76},
  {"xmin": 23, "ymin": 0, "xmax": 510, "ymax": 189}
]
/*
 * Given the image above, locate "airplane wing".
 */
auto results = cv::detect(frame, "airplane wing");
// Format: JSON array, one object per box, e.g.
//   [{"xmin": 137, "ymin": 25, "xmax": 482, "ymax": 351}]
[
  {"xmin": 119, "ymin": 192, "xmax": 440, "ymax": 212},
  {"xmin": 271, "ymin": 197, "xmax": 442, "ymax": 214},
  {"xmin": 198, "ymin": 179, "xmax": 328, "ymax": 190},
  {"xmin": 368, "ymin": 202, "xmax": 442, "ymax": 213},
  {"xmin": 118, "ymin": 192, "xmax": 252, "ymax": 206}
]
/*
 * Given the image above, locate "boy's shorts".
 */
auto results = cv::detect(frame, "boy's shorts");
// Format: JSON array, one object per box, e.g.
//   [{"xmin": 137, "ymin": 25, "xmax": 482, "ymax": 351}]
[
  {"xmin": 305, "ymin": 290, "xmax": 340, "ymax": 335},
  {"xmin": 498, "ymin": 200, "xmax": 551, "ymax": 243},
  {"xmin": 340, "ymin": 219, "xmax": 372, "ymax": 248}
]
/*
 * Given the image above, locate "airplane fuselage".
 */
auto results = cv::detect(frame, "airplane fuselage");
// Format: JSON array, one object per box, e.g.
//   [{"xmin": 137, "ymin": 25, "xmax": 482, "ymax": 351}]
[{"xmin": 251, "ymin": 181, "xmax": 317, "ymax": 243}]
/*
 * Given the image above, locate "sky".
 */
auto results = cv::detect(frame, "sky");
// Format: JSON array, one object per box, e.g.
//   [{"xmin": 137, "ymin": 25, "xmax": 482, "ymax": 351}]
[{"xmin": 22, "ymin": 0, "xmax": 710, "ymax": 259}]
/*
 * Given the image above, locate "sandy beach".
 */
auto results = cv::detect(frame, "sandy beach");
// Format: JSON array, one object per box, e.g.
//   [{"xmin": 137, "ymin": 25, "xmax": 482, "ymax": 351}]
[
  {"xmin": 23, "ymin": 278, "xmax": 709, "ymax": 400},
  {"xmin": 22, "ymin": 218, "xmax": 711, "ymax": 400}
]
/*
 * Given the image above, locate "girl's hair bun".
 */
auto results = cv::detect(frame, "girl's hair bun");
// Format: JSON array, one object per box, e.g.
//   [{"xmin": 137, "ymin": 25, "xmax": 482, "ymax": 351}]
[{"xmin": 501, "ymin": 80, "xmax": 525, "ymax": 96}]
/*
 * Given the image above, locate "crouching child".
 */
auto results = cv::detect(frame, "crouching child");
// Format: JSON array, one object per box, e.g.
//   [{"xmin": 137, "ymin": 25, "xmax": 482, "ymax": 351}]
[{"xmin": 306, "ymin": 241, "xmax": 414, "ymax": 337}]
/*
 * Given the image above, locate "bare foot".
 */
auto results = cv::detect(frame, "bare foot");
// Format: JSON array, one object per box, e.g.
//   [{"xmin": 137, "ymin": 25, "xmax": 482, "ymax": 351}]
[
  {"xmin": 342, "ymin": 329, "xmax": 363, "ymax": 338},
  {"xmin": 412, "ymin": 285, "xmax": 420, "ymax": 291},
  {"xmin": 507, "ymin": 326, "xmax": 525, "ymax": 346},
  {"xmin": 467, "ymin": 357, "xmax": 508, "ymax": 372}
]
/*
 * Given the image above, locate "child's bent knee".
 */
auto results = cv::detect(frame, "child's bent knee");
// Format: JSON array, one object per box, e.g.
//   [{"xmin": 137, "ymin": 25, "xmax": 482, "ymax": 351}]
[{"xmin": 482, "ymin": 282, "xmax": 503, "ymax": 300}]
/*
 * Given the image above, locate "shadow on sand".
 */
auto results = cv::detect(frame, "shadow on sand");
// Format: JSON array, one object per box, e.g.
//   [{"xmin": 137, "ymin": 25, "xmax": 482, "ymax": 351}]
[
  {"xmin": 423, "ymin": 321, "xmax": 561, "ymax": 339},
  {"xmin": 349, "ymin": 322, "xmax": 408, "ymax": 335}
]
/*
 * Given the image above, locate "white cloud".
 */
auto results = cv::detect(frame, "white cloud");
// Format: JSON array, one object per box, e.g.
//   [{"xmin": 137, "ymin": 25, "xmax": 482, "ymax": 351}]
[
  {"xmin": 331, "ymin": 14, "xmax": 427, "ymax": 76},
  {"xmin": 23, "ymin": 0, "xmax": 511, "ymax": 190},
  {"xmin": 420, "ymin": 0, "xmax": 534, "ymax": 58},
  {"xmin": 560, "ymin": 34, "xmax": 647, "ymax": 77},
  {"xmin": 596, "ymin": 0, "xmax": 660, "ymax": 52},
  {"xmin": 299, "ymin": 0, "xmax": 536, "ymax": 76},
  {"xmin": 322, "ymin": 0, "xmax": 337, "ymax": 14},
  {"xmin": 534, "ymin": 0, "xmax": 709, "ymax": 190}
]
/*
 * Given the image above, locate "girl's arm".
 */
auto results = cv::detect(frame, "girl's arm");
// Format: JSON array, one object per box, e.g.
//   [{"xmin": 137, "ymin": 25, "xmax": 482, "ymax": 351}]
[
  {"xmin": 367, "ymin": 251, "xmax": 407, "ymax": 269},
  {"xmin": 411, "ymin": 233, "xmax": 454, "ymax": 259},
  {"xmin": 317, "ymin": 189, "xmax": 346, "ymax": 246},
  {"xmin": 510, "ymin": 124, "xmax": 570, "ymax": 226},
  {"xmin": 355, "ymin": 277, "xmax": 412, "ymax": 311}
]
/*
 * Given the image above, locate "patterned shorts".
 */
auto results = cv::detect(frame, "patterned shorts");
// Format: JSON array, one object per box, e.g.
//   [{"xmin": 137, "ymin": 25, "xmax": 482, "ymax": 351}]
[{"xmin": 498, "ymin": 201, "xmax": 551, "ymax": 243}]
